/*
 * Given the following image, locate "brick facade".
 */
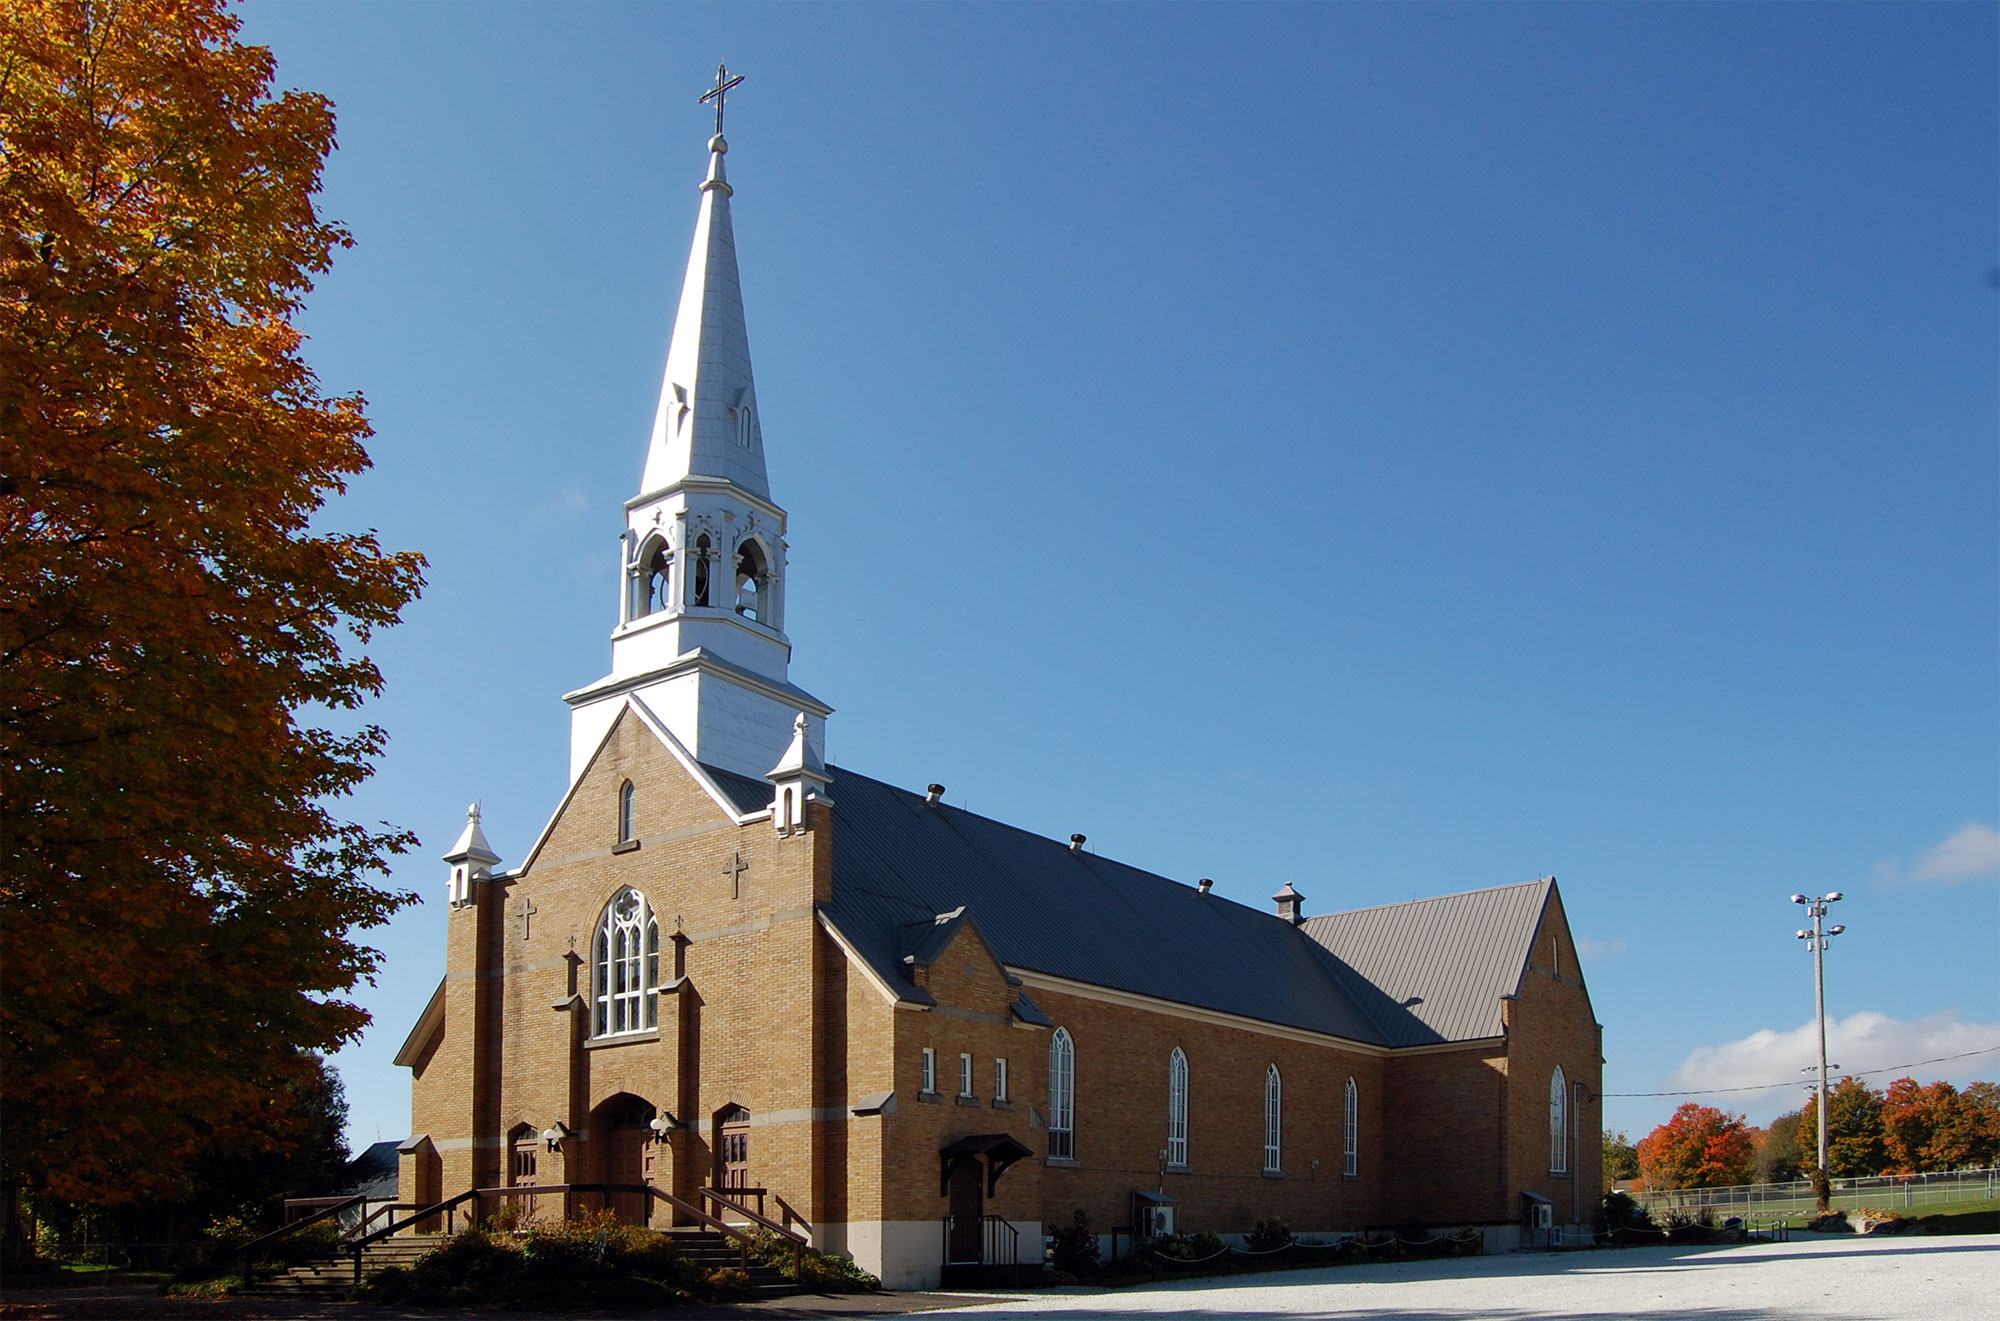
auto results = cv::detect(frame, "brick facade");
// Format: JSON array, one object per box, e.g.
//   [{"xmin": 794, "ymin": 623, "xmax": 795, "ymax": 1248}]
[{"xmin": 399, "ymin": 707, "xmax": 1604, "ymax": 1286}]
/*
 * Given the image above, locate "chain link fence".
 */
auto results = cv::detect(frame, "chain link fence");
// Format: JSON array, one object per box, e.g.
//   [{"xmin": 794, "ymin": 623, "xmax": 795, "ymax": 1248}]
[{"xmin": 1635, "ymin": 1167, "xmax": 2000, "ymax": 1219}]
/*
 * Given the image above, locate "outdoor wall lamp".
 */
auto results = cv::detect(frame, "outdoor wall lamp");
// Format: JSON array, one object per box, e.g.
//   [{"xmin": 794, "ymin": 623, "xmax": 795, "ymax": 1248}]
[
  {"xmin": 541, "ymin": 1121, "xmax": 571, "ymax": 1153},
  {"xmin": 649, "ymin": 1114, "xmax": 680, "ymax": 1144}
]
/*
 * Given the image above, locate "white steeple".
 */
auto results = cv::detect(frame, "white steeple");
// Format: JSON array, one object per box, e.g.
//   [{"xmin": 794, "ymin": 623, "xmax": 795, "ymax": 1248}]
[
  {"xmin": 641, "ymin": 133, "xmax": 770, "ymax": 502},
  {"xmin": 564, "ymin": 69, "xmax": 830, "ymax": 786}
]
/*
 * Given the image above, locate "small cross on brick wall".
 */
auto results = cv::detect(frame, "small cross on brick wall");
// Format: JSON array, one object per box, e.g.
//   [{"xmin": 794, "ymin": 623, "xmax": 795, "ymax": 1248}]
[{"xmin": 722, "ymin": 851, "xmax": 748, "ymax": 898}]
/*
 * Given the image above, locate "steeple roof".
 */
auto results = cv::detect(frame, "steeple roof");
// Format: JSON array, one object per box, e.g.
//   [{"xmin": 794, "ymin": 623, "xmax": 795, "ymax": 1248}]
[{"xmin": 641, "ymin": 134, "xmax": 771, "ymax": 501}]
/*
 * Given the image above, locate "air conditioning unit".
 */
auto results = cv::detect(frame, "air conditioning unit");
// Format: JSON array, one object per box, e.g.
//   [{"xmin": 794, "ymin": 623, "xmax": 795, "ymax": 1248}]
[
  {"xmin": 1143, "ymin": 1204, "xmax": 1175, "ymax": 1237},
  {"xmin": 1530, "ymin": 1202, "xmax": 1552, "ymax": 1231}
]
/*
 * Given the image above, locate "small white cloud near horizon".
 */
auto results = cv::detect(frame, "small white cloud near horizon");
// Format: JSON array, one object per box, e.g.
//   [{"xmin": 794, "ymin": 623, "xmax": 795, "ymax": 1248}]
[
  {"xmin": 1576, "ymin": 933, "xmax": 1626, "ymax": 961},
  {"xmin": 1869, "ymin": 822, "xmax": 2000, "ymax": 888},
  {"xmin": 1666, "ymin": 1010, "xmax": 2000, "ymax": 1123}
]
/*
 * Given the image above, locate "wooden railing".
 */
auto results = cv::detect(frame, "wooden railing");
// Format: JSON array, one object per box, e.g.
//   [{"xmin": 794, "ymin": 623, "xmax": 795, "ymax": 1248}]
[
  {"xmin": 698, "ymin": 1185, "xmax": 807, "ymax": 1278},
  {"xmin": 773, "ymin": 1193, "xmax": 813, "ymax": 1237},
  {"xmin": 237, "ymin": 1194, "xmax": 364, "ymax": 1285}
]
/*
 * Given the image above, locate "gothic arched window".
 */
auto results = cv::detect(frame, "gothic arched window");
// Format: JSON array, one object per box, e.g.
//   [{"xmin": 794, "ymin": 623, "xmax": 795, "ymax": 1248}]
[
  {"xmin": 1550, "ymin": 1066, "xmax": 1569, "ymax": 1174},
  {"xmin": 618, "ymin": 781, "xmax": 636, "ymax": 844},
  {"xmin": 1166, "ymin": 1048, "xmax": 1189, "ymax": 1168},
  {"xmin": 594, "ymin": 887, "xmax": 660, "ymax": 1037},
  {"xmin": 642, "ymin": 542, "xmax": 672, "ymax": 616},
  {"xmin": 734, "ymin": 540, "xmax": 767, "ymax": 623},
  {"xmin": 1343, "ymin": 1076, "xmax": 1359, "ymax": 1177},
  {"xmin": 1048, "ymin": 1027, "xmax": 1075, "ymax": 1160},
  {"xmin": 1263, "ymin": 1065, "xmax": 1283, "ymax": 1174},
  {"xmin": 691, "ymin": 533, "xmax": 712, "ymax": 608}
]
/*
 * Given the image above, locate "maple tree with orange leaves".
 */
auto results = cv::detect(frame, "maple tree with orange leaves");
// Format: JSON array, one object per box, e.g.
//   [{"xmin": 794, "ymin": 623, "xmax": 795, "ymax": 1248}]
[{"xmin": 1, "ymin": 0, "xmax": 423, "ymax": 1206}]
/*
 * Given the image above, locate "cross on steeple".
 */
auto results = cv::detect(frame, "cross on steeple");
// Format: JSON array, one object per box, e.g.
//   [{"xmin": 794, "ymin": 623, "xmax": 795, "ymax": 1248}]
[
  {"xmin": 722, "ymin": 850, "xmax": 748, "ymax": 898},
  {"xmin": 700, "ymin": 62, "xmax": 745, "ymax": 139}
]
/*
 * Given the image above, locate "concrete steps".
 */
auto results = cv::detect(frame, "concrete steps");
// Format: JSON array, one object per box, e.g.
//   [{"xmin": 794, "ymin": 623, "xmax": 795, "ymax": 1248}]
[{"xmin": 241, "ymin": 1230, "xmax": 796, "ymax": 1299}]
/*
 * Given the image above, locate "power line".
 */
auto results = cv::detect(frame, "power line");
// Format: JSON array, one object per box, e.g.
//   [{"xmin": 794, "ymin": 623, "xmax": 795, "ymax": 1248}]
[{"xmin": 1603, "ymin": 1044, "xmax": 2000, "ymax": 1099}]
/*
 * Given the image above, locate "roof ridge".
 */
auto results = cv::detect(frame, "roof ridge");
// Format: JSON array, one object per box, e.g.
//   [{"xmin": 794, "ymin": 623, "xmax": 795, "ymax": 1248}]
[{"xmin": 1303, "ymin": 877, "xmax": 1551, "ymax": 925}]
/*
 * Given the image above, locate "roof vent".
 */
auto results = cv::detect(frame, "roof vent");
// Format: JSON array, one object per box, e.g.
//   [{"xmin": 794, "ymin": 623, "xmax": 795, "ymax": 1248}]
[
  {"xmin": 925, "ymin": 783, "xmax": 945, "ymax": 805},
  {"xmin": 1272, "ymin": 881, "xmax": 1305, "ymax": 926},
  {"xmin": 1197, "ymin": 878, "xmax": 1213, "ymax": 896},
  {"xmin": 1069, "ymin": 834, "xmax": 1086, "ymax": 854}
]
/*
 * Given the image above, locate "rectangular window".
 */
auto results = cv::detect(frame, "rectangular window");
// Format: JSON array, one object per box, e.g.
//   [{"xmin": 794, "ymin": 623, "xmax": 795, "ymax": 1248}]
[
  {"xmin": 995, "ymin": 1057, "xmax": 1009, "ymax": 1102},
  {"xmin": 959, "ymin": 1053, "xmax": 974, "ymax": 1098},
  {"xmin": 921, "ymin": 1047, "xmax": 936, "ymax": 1095}
]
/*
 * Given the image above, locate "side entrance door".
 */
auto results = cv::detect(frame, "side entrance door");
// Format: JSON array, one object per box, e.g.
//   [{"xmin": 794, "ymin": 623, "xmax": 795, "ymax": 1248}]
[
  {"xmin": 607, "ymin": 1105, "xmax": 656, "ymax": 1224},
  {"xmin": 947, "ymin": 1159, "xmax": 983, "ymax": 1264}
]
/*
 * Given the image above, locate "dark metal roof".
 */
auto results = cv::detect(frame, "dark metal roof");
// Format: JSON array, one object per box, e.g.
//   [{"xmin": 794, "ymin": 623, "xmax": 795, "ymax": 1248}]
[
  {"xmin": 333, "ymin": 1140, "xmax": 401, "ymax": 1199},
  {"xmin": 821, "ymin": 768, "xmax": 1387, "ymax": 1044},
  {"xmin": 699, "ymin": 762, "xmax": 774, "ymax": 815},
  {"xmin": 1299, "ymin": 879, "xmax": 1553, "ymax": 1046}
]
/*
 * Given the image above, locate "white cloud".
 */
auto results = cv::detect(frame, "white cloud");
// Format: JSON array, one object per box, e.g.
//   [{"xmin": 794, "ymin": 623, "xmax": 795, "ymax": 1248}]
[
  {"xmin": 547, "ymin": 484, "xmax": 588, "ymax": 516},
  {"xmin": 1869, "ymin": 822, "xmax": 2000, "ymax": 888},
  {"xmin": 1575, "ymin": 933, "xmax": 1626, "ymax": 961},
  {"xmin": 1666, "ymin": 1010, "xmax": 2000, "ymax": 1121},
  {"xmin": 1909, "ymin": 823, "xmax": 2000, "ymax": 885}
]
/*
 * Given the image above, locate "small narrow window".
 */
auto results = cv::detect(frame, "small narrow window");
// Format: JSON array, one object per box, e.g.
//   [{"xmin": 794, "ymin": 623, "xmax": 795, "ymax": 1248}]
[
  {"xmin": 1049, "ymin": 1027, "xmax": 1075, "ymax": 1159},
  {"xmin": 1550, "ymin": 1066, "xmax": 1569, "ymax": 1174},
  {"xmin": 959, "ymin": 1053, "xmax": 974, "ymax": 1098},
  {"xmin": 618, "ymin": 781, "xmax": 636, "ymax": 843},
  {"xmin": 1263, "ymin": 1065, "xmax": 1283, "ymax": 1174},
  {"xmin": 1167, "ymin": 1048, "xmax": 1189, "ymax": 1167},
  {"xmin": 692, "ymin": 533, "xmax": 712, "ymax": 607},
  {"xmin": 921, "ymin": 1047, "xmax": 936, "ymax": 1095},
  {"xmin": 1343, "ymin": 1077, "xmax": 1359, "ymax": 1178},
  {"xmin": 995, "ymin": 1057, "xmax": 1009, "ymax": 1102}
]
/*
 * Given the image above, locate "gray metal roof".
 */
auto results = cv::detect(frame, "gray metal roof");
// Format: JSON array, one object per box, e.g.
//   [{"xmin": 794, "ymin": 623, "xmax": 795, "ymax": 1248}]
[
  {"xmin": 697, "ymin": 761, "xmax": 1557, "ymax": 1050},
  {"xmin": 1298, "ymin": 879, "xmax": 1553, "ymax": 1046},
  {"xmin": 820, "ymin": 769, "xmax": 1387, "ymax": 1044}
]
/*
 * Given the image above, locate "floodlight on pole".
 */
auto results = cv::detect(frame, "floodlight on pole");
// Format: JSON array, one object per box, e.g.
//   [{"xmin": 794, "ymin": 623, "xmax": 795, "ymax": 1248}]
[{"xmin": 1791, "ymin": 891, "xmax": 1847, "ymax": 1178}]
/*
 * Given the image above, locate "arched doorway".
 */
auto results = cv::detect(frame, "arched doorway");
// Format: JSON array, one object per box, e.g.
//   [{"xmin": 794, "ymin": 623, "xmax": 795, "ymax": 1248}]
[
  {"xmin": 595, "ymin": 1094, "xmax": 657, "ymax": 1224},
  {"xmin": 507, "ymin": 1123, "xmax": 543, "ymax": 1224}
]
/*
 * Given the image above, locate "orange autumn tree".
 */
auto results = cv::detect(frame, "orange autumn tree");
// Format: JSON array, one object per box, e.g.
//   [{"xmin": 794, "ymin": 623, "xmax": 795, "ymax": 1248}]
[
  {"xmin": 0, "ymin": 0, "xmax": 423, "ymax": 1207},
  {"xmin": 1636, "ymin": 1104, "xmax": 1756, "ymax": 1190},
  {"xmin": 1881, "ymin": 1078, "xmax": 2000, "ymax": 1174}
]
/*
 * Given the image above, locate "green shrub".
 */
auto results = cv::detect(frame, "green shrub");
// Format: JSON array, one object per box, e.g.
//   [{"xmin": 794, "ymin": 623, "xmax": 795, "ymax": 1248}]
[
  {"xmin": 1244, "ymin": 1218, "xmax": 1293, "ymax": 1252},
  {"xmin": 1048, "ymin": 1210, "xmax": 1100, "ymax": 1275},
  {"xmin": 704, "ymin": 1265, "xmax": 752, "ymax": 1297}
]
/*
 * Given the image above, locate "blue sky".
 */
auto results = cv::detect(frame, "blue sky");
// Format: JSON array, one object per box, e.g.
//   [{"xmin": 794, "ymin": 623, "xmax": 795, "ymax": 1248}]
[{"xmin": 235, "ymin": 2, "xmax": 1998, "ymax": 1154}]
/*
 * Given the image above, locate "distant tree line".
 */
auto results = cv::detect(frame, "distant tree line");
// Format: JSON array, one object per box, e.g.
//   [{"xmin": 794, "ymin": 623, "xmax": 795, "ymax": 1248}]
[{"xmin": 1605, "ymin": 1077, "xmax": 2000, "ymax": 1191}]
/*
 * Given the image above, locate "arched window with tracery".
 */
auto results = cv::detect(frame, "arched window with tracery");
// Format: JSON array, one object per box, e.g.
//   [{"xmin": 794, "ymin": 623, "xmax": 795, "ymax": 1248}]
[
  {"xmin": 594, "ymin": 887, "xmax": 660, "ymax": 1036},
  {"xmin": 1167, "ymin": 1048, "xmax": 1189, "ymax": 1167},
  {"xmin": 1263, "ymin": 1065, "xmax": 1283, "ymax": 1174},
  {"xmin": 1343, "ymin": 1076, "xmax": 1359, "ymax": 1177},
  {"xmin": 1048, "ymin": 1027, "xmax": 1075, "ymax": 1160},
  {"xmin": 1549, "ymin": 1066, "xmax": 1569, "ymax": 1174},
  {"xmin": 734, "ymin": 540, "xmax": 767, "ymax": 623}
]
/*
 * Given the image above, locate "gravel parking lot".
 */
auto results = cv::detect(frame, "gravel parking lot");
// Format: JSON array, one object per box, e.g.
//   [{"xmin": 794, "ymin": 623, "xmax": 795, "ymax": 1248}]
[{"xmin": 949, "ymin": 1232, "xmax": 2000, "ymax": 1321}]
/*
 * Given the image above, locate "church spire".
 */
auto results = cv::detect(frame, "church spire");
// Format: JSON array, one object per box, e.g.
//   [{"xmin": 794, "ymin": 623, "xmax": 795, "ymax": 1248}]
[{"xmin": 641, "ymin": 63, "xmax": 768, "ymax": 501}]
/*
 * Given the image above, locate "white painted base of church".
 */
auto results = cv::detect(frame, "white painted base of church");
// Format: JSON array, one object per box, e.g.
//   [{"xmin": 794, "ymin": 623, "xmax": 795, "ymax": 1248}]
[{"xmin": 818, "ymin": 1219, "xmax": 1043, "ymax": 1291}]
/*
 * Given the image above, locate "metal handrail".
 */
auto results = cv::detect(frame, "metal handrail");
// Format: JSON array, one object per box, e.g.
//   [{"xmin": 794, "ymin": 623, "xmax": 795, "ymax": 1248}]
[
  {"xmin": 940, "ymin": 1213, "xmax": 1019, "ymax": 1274},
  {"xmin": 238, "ymin": 1194, "xmax": 364, "ymax": 1284},
  {"xmin": 699, "ymin": 1186, "xmax": 805, "ymax": 1277}
]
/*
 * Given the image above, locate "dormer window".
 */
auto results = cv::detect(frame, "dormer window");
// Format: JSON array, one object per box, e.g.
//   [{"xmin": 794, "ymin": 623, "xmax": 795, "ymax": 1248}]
[{"xmin": 734, "ymin": 400, "xmax": 758, "ymax": 449}]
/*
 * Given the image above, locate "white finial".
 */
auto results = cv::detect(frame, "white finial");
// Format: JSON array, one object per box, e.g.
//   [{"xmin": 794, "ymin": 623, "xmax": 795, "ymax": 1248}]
[
  {"xmin": 794, "ymin": 711, "xmax": 810, "ymax": 736},
  {"xmin": 467, "ymin": 802, "xmax": 481, "ymax": 822}
]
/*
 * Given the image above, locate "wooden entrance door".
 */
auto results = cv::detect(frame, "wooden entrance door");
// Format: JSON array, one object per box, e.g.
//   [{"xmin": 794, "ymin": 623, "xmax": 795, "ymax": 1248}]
[
  {"xmin": 947, "ymin": 1159, "xmax": 983, "ymax": 1263},
  {"xmin": 717, "ymin": 1120, "xmax": 750, "ymax": 1191},
  {"xmin": 508, "ymin": 1128, "xmax": 542, "ymax": 1223},
  {"xmin": 606, "ymin": 1101, "xmax": 656, "ymax": 1224}
]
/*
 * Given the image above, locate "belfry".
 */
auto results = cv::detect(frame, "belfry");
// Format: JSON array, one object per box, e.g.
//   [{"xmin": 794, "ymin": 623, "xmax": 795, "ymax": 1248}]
[{"xmin": 397, "ymin": 79, "xmax": 1605, "ymax": 1288}]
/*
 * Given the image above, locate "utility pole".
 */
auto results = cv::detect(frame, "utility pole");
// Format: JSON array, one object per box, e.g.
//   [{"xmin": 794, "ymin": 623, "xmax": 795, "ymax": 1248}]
[{"xmin": 1791, "ymin": 892, "xmax": 1846, "ymax": 1179}]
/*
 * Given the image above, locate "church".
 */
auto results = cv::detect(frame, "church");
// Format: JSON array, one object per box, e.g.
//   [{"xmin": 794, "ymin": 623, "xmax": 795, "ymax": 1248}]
[{"xmin": 394, "ymin": 95, "xmax": 1604, "ymax": 1289}]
